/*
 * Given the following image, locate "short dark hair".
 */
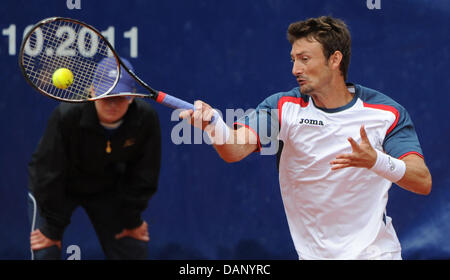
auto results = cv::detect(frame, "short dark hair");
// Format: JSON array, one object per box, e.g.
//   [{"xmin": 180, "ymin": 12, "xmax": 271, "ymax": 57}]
[{"xmin": 287, "ymin": 16, "xmax": 351, "ymax": 80}]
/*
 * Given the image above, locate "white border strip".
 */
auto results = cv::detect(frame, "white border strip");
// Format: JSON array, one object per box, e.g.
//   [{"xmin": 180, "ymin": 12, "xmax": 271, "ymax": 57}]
[{"xmin": 28, "ymin": 192, "xmax": 37, "ymax": 260}]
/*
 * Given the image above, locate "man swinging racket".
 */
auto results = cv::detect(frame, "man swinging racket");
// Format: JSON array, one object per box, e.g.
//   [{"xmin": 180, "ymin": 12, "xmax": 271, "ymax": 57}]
[{"xmin": 180, "ymin": 16, "xmax": 432, "ymax": 260}]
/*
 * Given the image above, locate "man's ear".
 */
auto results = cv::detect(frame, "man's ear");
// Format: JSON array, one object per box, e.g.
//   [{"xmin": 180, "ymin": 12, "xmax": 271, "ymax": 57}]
[
  {"xmin": 89, "ymin": 86, "xmax": 96, "ymax": 98},
  {"xmin": 329, "ymin": 50, "xmax": 343, "ymax": 71}
]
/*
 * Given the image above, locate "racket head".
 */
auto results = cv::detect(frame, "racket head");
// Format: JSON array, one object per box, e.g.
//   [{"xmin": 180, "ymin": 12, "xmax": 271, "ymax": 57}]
[{"xmin": 19, "ymin": 17, "xmax": 121, "ymax": 102}]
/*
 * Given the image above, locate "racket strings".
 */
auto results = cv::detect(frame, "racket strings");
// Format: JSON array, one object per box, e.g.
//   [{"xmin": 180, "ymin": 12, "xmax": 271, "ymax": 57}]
[
  {"xmin": 21, "ymin": 19, "xmax": 118, "ymax": 101},
  {"xmin": 24, "ymin": 21, "xmax": 73, "ymax": 96},
  {"xmin": 39, "ymin": 22, "xmax": 73, "ymax": 98},
  {"xmin": 24, "ymin": 22, "xmax": 76, "ymax": 99}
]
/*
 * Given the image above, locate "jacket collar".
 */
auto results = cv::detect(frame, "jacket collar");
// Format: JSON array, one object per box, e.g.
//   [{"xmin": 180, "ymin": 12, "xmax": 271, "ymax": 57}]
[{"xmin": 79, "ymin": 101, "xmax": 141, "ymax": 129}]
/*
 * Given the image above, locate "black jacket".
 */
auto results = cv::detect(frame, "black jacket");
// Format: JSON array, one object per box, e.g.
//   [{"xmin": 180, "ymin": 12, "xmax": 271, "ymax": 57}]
[{"xmin": 28, "ymin": 99, "xmax": 161, "ymax": 240}]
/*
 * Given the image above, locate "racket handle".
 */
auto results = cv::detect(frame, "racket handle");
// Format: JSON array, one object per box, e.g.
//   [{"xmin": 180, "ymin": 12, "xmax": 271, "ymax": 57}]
[
  {"xmin": 156, "ymin": 91, "xmax": 216, "ymax": 123},
  {"xmin": 155, "ymin": 91, "xmax": 193, "ymax": 110}
]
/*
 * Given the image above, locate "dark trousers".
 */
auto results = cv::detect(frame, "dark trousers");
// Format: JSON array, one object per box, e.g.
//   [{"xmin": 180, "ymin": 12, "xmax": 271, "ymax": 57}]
[{"xmin": 27, "ymin": 191, "xmax": 149, "ymax": 260}]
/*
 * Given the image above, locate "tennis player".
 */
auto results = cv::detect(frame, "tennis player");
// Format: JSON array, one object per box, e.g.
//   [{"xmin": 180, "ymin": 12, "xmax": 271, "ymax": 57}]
[
  {"xmin": 27, "ymin": 58, "xmax": 161, "ymax": 259},
  {"xmin": 180, "ymin": 16, "xmax": 432, "ymax": 260}
]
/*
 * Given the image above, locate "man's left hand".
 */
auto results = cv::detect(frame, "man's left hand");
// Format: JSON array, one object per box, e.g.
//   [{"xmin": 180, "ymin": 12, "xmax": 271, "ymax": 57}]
[
  {"xmin": 330, "ymin": 125, "xmax": 378, "ymax": 170},
  {"xmin": 115, "ymin": 221, "xmax": 149, "ymax": 242}
]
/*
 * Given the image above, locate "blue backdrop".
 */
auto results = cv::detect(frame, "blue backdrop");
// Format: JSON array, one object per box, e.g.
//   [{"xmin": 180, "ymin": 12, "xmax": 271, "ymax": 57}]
[{"xmin": 0, "ymin": 0, "xmax": 448, "ymax": 260}]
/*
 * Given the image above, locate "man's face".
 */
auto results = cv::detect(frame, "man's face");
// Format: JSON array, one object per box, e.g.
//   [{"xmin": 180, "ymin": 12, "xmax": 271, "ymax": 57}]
[
  {"xmin": 290, "ymin": 37, "xmax": 333, "ymax": 95},
  {"xmin": 94, "ymin": 96, "xmax": 133, "ymax": 124}
]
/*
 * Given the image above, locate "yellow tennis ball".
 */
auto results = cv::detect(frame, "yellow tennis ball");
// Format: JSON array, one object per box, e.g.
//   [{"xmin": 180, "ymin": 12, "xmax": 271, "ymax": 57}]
[{"xmin": 52, "ymin": 68, "xmax": 74, "ymax": 90}]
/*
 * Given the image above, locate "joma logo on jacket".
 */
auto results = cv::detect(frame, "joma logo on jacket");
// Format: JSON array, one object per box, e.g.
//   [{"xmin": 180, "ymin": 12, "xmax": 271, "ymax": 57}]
[{"xmin": 299, "ymin": 118, "xmax": 324, "ymax": 126}]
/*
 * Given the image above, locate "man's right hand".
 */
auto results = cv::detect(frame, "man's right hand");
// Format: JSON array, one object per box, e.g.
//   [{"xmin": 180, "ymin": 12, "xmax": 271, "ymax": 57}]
[
  {"xmin": 179, "ymin": 99, "xmax": 258, "ymax": 162},
  {"xmin": 30, "ymin": 229, "xmax": 61, "ymax": 250},
  {"xmin": 179, "ymin": 100, "xmax": 215, "ymax": 130}
]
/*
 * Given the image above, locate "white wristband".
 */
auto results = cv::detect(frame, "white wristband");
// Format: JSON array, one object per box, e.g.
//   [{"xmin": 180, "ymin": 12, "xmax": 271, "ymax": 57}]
[
  {"xmin": 370, "ymin": 149, "xmax": 406, "ymax": 182},
  {"xmin": 205, "ymin": 110, "xmax": 230, "ymax": 145}
]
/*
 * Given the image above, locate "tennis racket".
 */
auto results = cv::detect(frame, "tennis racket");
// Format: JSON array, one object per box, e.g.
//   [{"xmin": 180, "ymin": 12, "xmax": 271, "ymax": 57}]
[{"xmin": 18, "ymin": 17, "xmax": 215, "ymax": 120}]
